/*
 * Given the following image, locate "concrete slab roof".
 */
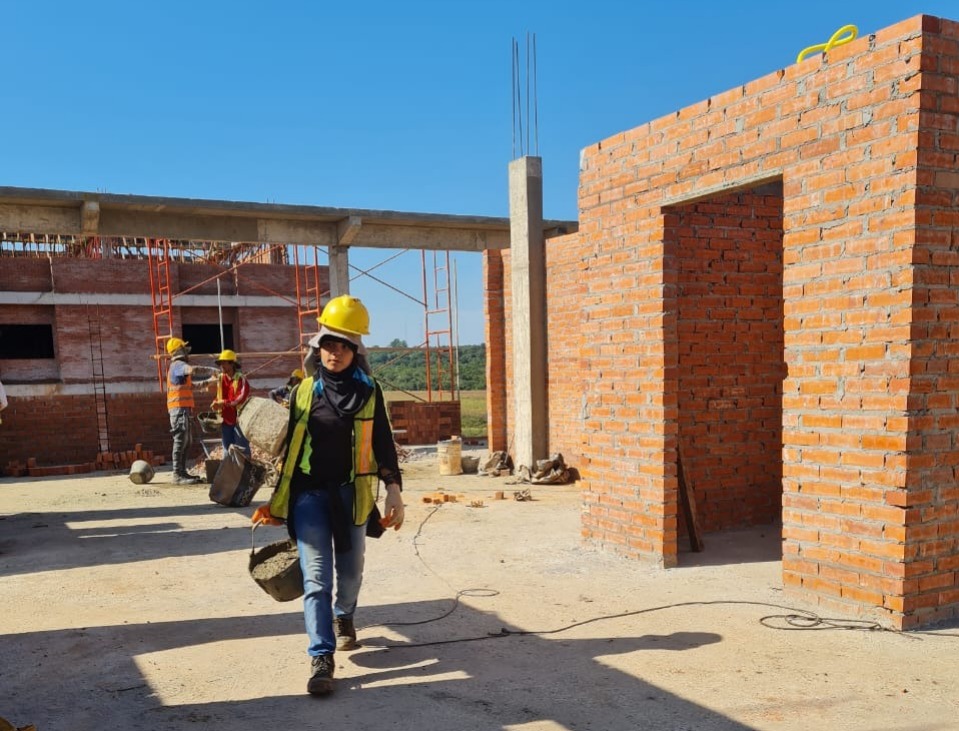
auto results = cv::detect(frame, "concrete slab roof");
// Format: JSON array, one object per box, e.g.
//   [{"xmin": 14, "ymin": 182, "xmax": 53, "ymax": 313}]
[{"xmin": 0, "ymin": 186, "xmax": 577, "ymax": 251}]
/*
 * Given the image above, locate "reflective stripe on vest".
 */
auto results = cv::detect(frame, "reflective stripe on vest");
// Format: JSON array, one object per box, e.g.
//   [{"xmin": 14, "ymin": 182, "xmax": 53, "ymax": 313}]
[
  {"xmin": 270, "ymin": 375, "xmax": 378, "ymax": 525},
  {"xmin": 167, "ymin": 367, "xmax": 194, "ymax": 410}
]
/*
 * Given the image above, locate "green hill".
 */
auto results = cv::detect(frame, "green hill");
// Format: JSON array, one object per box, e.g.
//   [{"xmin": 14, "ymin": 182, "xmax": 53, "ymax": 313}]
[{"xmin": 368, "ymin": 341, "xmax": 485, "ymax": 392}]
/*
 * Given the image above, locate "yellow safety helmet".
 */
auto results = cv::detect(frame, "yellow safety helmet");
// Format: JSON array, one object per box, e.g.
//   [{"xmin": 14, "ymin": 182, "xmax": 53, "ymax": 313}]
[
  {"xmin": 166, "ymin": 337, "xmax": 189, "ymax": 355},
  {"xmin": 317, "ymin": 295, "xmax": 370, "ymax": 336},
  {"xmin": 291, "ymin": 368, "xmax": 305, "ymax": 380},
  {"xmin": 215, "ymin": 349, "xmax": 238, "ymax": 363}
]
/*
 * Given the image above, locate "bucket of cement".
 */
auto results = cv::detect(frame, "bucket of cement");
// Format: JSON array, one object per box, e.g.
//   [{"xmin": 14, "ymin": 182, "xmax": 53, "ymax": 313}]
[
  {"xmin": 249, "ymin": 524, "xmax": 303, "ymax": 602},
  {"xmin": 237, "ymin": 397, "xmax": 289, "ymax": 457},
  {"xmin": 438, "ymin": 437, "xmax": 463, "ymax": 476}
]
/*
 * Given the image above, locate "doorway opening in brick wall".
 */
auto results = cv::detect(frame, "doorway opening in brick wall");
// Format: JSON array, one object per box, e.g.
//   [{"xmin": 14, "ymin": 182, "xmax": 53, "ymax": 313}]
[{"xmin": 665, "ymin": 179, "xmax": 785, "ymax": 564}]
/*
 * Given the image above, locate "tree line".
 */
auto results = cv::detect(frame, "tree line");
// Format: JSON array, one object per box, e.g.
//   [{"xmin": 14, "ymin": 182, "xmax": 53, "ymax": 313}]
[{"xmin": 368, "ymin": 341, "xmax": 486, "ymax": 391}]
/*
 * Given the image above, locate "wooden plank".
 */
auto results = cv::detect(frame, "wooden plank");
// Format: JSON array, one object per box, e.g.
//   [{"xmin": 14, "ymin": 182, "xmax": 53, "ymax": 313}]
[{"xmin": 677, "ymin": 445, "xmax": 705, "ymax": 552}]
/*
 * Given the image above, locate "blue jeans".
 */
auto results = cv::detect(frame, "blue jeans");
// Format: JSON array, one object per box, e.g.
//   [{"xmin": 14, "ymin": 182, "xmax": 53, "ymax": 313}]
[
  {"xmin": 221, "ymin": 423, "xmax": 249, "ymax": 454},
  {"xmin": 293, "ymin": 488, "xmax": 366, "ymax": 657}
]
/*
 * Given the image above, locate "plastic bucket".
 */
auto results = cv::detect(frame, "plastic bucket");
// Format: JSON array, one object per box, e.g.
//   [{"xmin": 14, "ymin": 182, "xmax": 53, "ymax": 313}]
[{"xmin": 437, "ymin": 438, "xmax": 463, "ymax": 476}]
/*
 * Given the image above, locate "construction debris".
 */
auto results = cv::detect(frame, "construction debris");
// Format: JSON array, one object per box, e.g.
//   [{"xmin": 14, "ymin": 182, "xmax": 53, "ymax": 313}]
[
  {"xmin": 511, "ymin": 453, "xmax": 573, "ymax": 485},
  {"xmin": 513, "ymin": 489, "xmax": 533, "ymax": 501},
  {"xmin": 477, "ymin": 451, "xmax": 513, "ymax": 477}
]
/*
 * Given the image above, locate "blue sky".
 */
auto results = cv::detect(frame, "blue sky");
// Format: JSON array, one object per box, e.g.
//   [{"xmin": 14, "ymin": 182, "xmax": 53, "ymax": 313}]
[{"xmin": 4, "ymin": 1, "xmax": 956, "ymax": 345}]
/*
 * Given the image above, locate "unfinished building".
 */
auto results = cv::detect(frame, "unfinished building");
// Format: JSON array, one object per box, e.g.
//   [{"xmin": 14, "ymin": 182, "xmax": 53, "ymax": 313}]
[
  {"xmin": 486, "ymin": 14, "xmax": 959, "ymax": 629},
  {"xmin": 0, "ymin": 192, "xmax": 575, "ymax": 470}
]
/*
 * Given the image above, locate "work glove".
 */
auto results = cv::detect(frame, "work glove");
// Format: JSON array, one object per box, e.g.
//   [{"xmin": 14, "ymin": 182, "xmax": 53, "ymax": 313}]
[
  {"xmin": 382, "ymin": 484, "xmax": 404, "ymax": 530},
  {"xmin": 252, "ymin": 504, "xmax": 283, "ymax": 527}
]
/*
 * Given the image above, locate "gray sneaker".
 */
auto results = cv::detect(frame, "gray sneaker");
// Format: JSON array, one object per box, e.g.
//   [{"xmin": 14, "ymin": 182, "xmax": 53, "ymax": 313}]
[
  {"xmin": 335, "ymin": 616, "xmax": 358, "ymax": 651},
  {"xmin": 174, "ymin": 474, "xmax": 202, "ymax": 485},
  {"xmin": 307, "ymin": 654, "xmax": 335, "ymax": 696}
]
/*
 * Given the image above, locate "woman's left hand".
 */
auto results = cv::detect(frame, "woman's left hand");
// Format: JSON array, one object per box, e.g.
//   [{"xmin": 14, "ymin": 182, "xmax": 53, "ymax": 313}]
[{"xmin": 382, "ymin": 484, "xmax": 404, "ymax": 530}]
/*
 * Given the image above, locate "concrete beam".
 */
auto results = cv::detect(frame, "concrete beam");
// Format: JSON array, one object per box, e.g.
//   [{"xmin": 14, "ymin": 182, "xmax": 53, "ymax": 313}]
[
  {"xmin": 0, "ymin": 185, "xmax": 577, "ymax": 251},
  {"xmin": 0, "ymin": 291, "xmax": 293, "ymax": 308},
  {"xmin": 0, "ymin": 203, "xmax": 78, "ymax": 234}
]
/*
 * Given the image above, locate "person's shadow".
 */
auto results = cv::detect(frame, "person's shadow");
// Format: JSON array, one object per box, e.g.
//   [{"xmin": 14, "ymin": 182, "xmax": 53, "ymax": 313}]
[{"xmin": 2, "ymin": 597, "xmax": 750, "ymax": 731}]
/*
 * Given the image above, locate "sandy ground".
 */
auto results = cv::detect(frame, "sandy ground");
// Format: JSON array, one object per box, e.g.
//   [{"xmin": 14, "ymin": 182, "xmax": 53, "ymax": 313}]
[{"xmin": 1, "ymin": 450, "xmax": 958, "ymax": 731}]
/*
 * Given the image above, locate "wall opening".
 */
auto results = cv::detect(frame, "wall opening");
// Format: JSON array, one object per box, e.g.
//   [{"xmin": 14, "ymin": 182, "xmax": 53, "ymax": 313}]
[
  {"xmin": 0, "ymin": 324, "xmax": 56, "ymax": 359},
  {"xmin": 665, "ymin": 181, "xmax": 785, "ymax": 562},
  {"xmin": 182, "ymin": 323, "xmax": 234, "ymax": 355}
]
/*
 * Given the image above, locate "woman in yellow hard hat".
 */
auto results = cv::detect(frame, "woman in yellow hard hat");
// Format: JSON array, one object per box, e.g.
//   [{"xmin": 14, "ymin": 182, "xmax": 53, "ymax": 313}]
[
  {"xmin": 252, "ymin": 295, "xmax": 404, "ymax": 697},
  {"xmin": 212, "ymin": 348, "xmax": 251, "ymax": 454}
]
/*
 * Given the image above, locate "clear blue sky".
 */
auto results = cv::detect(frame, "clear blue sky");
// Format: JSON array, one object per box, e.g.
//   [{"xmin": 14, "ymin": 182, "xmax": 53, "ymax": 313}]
[{"xmin": 4, "ymin": 1, "xmax": 955, "ymax": 345}]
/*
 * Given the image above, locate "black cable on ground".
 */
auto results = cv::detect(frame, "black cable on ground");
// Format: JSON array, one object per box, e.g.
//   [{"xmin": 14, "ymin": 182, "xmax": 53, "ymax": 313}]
[{"xmin": 360, "ymin": 503, "xmax": 959, "ymax": 649}]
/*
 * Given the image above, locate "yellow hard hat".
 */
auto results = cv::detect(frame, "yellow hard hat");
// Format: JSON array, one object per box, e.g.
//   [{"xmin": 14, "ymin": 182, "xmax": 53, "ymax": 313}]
[
  {"xmin": 291, "ymin": 368, "xmax": 305, "ymax": 380},
  {"xmin": 215, "ymin": 349, "xmax": 238, "ymax": 363},
  {"xmin": 317, "ymin": 295, "xmax": 370, "ymax": 336},
  {"xmin": 166, "ymin": 337, "xmax": 188, "ymax": 355}
]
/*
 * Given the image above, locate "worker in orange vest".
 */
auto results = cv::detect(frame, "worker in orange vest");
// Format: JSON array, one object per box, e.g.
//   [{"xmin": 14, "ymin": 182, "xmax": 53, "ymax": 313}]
[{"xmin": 166, "ymin": 337, "xmax": 217, "ymax": 484}]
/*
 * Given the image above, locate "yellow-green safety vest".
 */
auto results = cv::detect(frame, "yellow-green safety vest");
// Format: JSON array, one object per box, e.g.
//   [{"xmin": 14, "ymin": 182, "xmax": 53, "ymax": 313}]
[{"xmin": 269, "ymin": 375, "xmax": 378, "ymax": 523}]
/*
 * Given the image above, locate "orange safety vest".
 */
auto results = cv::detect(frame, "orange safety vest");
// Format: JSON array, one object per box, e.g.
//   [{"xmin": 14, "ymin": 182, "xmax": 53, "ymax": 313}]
[{"xmin": 167, "ymin": 363, "xmax": 195, "ymax": 410}]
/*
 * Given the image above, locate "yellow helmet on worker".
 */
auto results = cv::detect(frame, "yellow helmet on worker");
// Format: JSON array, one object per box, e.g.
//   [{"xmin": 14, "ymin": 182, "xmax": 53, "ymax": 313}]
[
  {"xmin": 166, "ymin": 337, "xmax": 189, "ymax": 355},
  {"xmin": 317, "ymin": 295, "xmax": 370, "ymax": 336},
  {"xmin": 291, "ymin": 368, "xmax": 305, "ymax": 380},
  {"xmin": 215, "ymin": 349, "xmax": 238, "ymax": 364}
]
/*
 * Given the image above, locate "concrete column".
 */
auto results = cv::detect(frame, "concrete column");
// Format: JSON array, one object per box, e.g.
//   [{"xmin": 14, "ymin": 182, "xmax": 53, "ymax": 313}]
[
  {"xmin": 328, "ymin": 246, "xmax": 350, "ymax": 296},
  {"xmin": 508, "ymin": 156, "xmax": 548, "ymax": 467}
]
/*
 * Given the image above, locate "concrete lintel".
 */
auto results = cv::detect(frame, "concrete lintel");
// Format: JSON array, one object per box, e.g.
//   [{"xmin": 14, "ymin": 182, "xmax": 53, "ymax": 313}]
[{"xmin": 257, "ymin": 218, "xmax": 336, "ymax": 246}]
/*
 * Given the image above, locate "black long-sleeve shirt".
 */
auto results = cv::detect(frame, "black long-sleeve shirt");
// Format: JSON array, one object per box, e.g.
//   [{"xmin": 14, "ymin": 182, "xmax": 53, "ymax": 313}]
[{"xmin": 288, "ymin": 381, "xmax": 402, "ymax": 498}]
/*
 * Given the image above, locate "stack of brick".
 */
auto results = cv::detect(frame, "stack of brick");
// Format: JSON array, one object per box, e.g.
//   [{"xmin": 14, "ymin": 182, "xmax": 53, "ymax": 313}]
[{"xmin": 94, "ymin": 443, "xmax": 165, "ymax": 471}]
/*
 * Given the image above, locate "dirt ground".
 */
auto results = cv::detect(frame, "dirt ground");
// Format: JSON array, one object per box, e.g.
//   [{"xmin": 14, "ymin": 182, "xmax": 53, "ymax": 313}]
[{"xmin": 1, "ymin": 449, "xmax": 958, "ymax": 731}]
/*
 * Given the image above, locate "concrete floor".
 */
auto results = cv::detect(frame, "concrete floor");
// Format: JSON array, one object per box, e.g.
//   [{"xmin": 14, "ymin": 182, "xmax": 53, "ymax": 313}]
[{"xmin": 1, "ymin": 452, "xmax": 957, "ymax": 731}]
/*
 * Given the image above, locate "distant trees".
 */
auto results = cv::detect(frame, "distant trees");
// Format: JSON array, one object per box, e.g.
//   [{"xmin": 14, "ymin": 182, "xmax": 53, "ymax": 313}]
[{"xmin": 368, "ymin": 343, "xmax": 486, "ymax": 391}]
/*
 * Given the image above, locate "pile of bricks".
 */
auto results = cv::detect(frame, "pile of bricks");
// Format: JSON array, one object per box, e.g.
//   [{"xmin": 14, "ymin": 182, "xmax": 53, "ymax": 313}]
[
  {"xmin": 94, "ymin": 443, "xmax": 165, "ymax": 471},
  {"xmin": 2, "ymin": 444, "xmax": 167, "ymax": 478}
]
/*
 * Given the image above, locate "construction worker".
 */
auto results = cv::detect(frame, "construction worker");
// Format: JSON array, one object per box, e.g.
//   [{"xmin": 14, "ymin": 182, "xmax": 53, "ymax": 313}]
[
  {"xmin": 212, "ymin": 349, "xmax": 251, "ymax": 454},
  {"xmin": 252, "ymin": 295, "xmax": 404, "ymax": 697},
  {"xmin": 269, "ymin": 368, "xmax": 305, "ymax": 407},
  {"xmin": 166, "ymin": 337, "xmax": 216, "ymax": 484}
]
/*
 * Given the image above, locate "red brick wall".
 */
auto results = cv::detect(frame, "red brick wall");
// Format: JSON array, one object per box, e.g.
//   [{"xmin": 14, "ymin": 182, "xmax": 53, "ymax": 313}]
[
  {"xmin": 387, "ymin": 401, "xmax": 461, "ymax": 445},
  {"xmin": 483, "ymin": 250, "xmax": 509, "ymax": 451},
  {"xmin": 544, "ymin": 232, "xmax": 587, "ymax": 469},
  {"xmin": 0, "ymin": 388, "xmax": 209, "ymax": 469},
  {"xmin": 482, "ymin": 14, "xmax": 957, "ymax": 627},
  {"xmin": 671, "ymin": 188, "xmax": 784, "ymax": 534}
]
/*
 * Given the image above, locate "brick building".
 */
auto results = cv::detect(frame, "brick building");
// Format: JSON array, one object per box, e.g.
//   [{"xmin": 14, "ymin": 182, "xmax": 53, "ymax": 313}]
[
  {"xmin": 0, "ymin": 194, "xmax": 542, "ymax": 470},
  {"xmin": 486, "ymin": 14, "xmax": 959, "ymax": 629}
]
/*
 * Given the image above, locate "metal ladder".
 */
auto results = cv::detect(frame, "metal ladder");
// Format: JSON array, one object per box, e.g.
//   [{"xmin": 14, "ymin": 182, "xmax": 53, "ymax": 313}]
[{"xmin": 87, "ymin": 304, "xmax": 110, "ymax": 454}]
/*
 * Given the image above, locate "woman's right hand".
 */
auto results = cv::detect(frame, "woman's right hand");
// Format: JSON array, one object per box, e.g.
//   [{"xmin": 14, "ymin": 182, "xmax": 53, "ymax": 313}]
[{"xmin": 252, "ymin": 504, "xmax": 283, "ymax": 526}]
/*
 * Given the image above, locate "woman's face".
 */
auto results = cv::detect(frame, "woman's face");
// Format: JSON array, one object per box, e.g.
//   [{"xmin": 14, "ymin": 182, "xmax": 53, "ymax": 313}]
[{"xmin": 319, "ymin": 339, "xmax": 355, "ymax": 373}]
